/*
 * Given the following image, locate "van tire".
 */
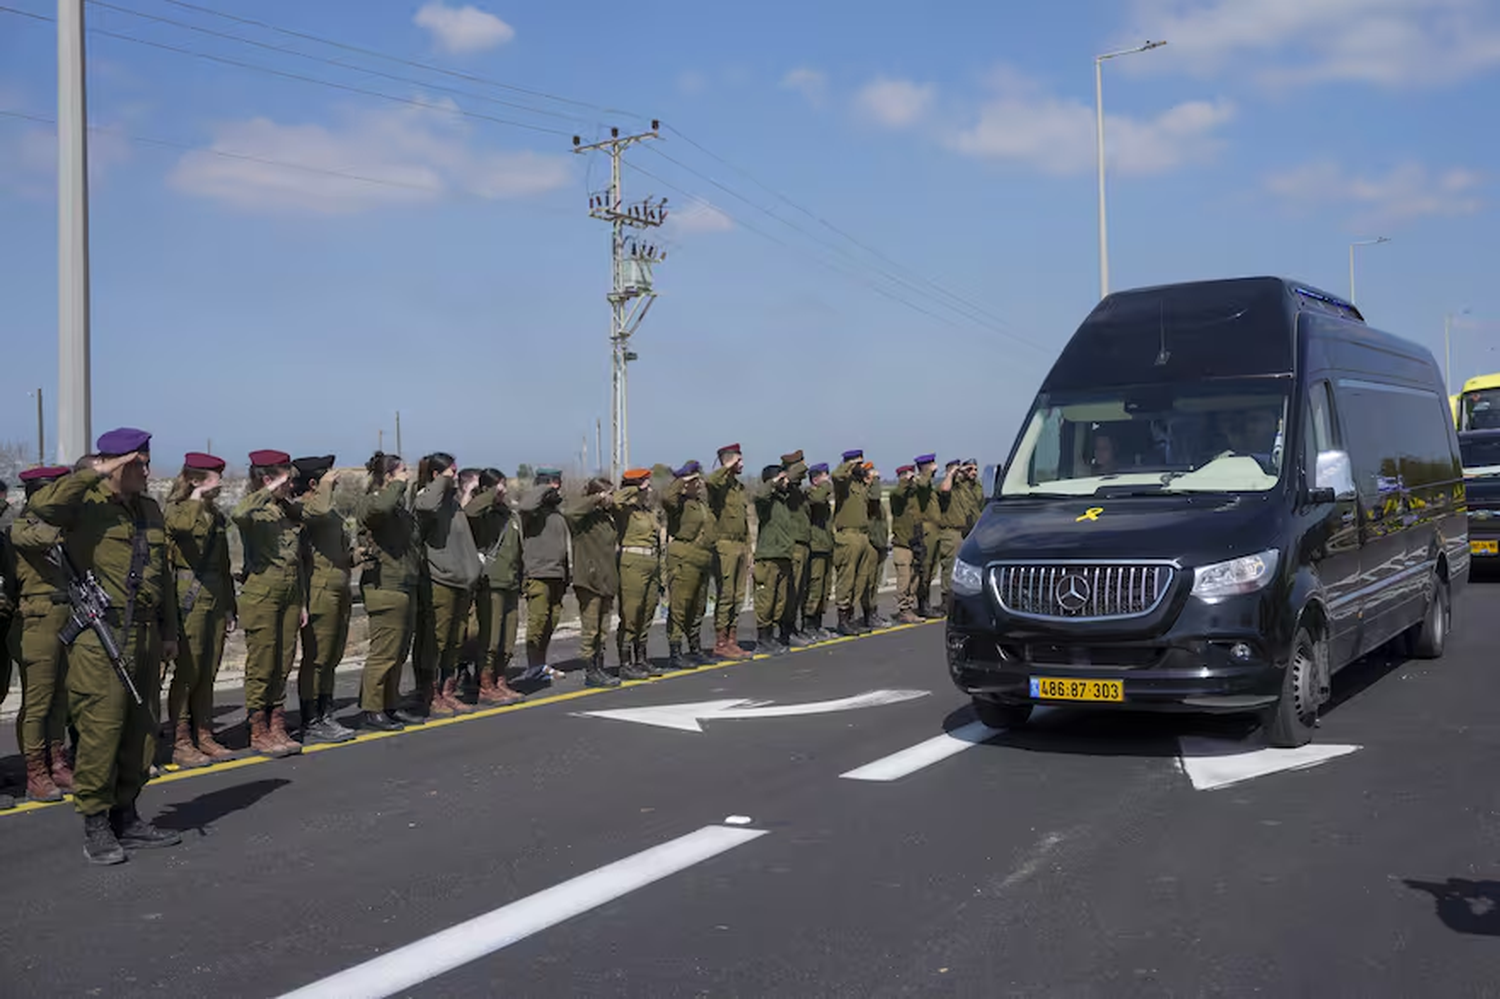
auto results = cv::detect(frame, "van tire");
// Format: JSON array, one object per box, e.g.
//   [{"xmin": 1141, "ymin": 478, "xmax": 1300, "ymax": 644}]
[
  {"xmin": 972, "ymin": 698, "xmax": 1032, "ymax": 731},
  {"xmin": 1264, "ymin": 627, "xmax": 1321, "ymax": 748},
  {"xmin": 1408, "ymin": 573, "xmax": 1450, "ymax": 660}
]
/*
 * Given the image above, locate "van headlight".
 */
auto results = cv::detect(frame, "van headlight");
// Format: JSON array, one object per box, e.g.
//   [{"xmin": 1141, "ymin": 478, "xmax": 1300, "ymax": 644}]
[
  {"xmin": 1191, "ymin": 550, "xmax": 1279, "ymax": 603},
  {"xmin": 952, "ymin": 558, "xmax": 984, "ymax": 597}
]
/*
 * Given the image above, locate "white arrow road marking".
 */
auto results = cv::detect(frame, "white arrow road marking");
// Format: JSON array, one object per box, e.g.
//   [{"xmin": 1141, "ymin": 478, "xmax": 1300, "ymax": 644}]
[
  {"xmin": 840, "ymin": 720, "xmax": 1003, "ymax": 782},
  {"xmin": 1177, "ymin": 736, "xmax": 1361, "ymax": 791},
  {"xmin": 579, "ymin": 688, "xmax": 930, "ymax": 732},
  {"xmin": 277, "ymin": 824, "xmax": 768, "ymax": 999}
]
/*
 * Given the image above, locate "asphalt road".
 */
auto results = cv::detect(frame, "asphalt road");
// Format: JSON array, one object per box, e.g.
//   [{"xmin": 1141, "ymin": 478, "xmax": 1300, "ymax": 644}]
[{"xmin": 4, "ymin": 581, "xmax": 1500, "ymax": 997}]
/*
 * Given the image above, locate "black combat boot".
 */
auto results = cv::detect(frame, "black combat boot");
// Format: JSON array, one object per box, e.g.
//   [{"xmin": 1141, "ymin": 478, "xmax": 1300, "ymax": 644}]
[
  {"xmin": 110, "ymin": 806, "xmax": 181, "ymax": 850},
  {"xmin": 837, "ymin": 608, "xmax": 861, "ymax": 637},
  {"xmin": 585, "ymin": 651, "xmax": 621, "ymax": 688},
  {"xmin": 688, "ymin": 633, "xmax": 714, "ymax": 666},
  {"xmin": 640, "ymin": 641, "xmax": 668, "ymax": 676},
  {"xmin": 317, "ymin": 695, "xmax": 357, "ymax": 742},
  {"xmin": 83, "ymin": 813, "xmax": 126, "ymax": 865},
  {"xmin": 667, "ymin": 641, "xmax": 693, "ymax": 671},
  {"xmin": 782, "ymin": 625, "xmax": 812, "ymax": 649},
  {"xmin": 620, "ymin": 643, "xmax": 653, "ymax": 681},
  {"xmin": 362, "ymin": 711, "xmax": 404, "ymax": 733}
]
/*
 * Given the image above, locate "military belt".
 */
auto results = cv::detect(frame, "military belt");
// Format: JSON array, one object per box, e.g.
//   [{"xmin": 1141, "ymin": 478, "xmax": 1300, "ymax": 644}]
[{"xmin": 621, "ymin": 546, "xmax": 656, "ymax": 557}]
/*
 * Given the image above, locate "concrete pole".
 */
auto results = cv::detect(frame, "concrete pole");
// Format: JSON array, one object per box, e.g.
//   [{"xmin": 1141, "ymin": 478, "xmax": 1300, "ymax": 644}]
[
  {"xmin": 57, "ymin": 0, "xmax": 91, "ymax": 463},
  {"xmin": 1094, "ymin": 57, "xmax": 1109, "ymax": 302}
]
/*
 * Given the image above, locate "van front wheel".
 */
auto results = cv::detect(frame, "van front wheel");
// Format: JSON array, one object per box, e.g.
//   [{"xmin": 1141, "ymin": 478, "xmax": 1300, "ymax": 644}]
[
  {"xmin": 972, "ymin": 698, "xmax": 1032, "ymax": 731},
  {"xmin": 1264, "ymin": 627, "xmax": 1322, "ymax": 748}
]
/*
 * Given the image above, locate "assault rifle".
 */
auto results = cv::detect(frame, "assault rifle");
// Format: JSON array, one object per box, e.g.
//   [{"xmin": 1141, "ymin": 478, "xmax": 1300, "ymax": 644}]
[{"xmin": 48, "ymin": 543, "xmax": 144, "ymax": 706}]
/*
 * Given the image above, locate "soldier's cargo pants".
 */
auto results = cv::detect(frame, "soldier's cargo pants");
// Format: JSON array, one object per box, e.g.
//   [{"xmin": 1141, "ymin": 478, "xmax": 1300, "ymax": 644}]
[
  {"xmin": 360, "ymin": 585, "xmax": 412, "ymax": 712},
  {"xmin": 892, "ymin": 545, "xmax": 917, "ymax": 614},
  {"xmin": 68, "ymin": 620, "xmax": 160, "ymax": 817},
  {"xmin": 426, "ymin": 581, "xmax": 472, "ymax": 678},
  {"xmin": 666, "ymin": 543, "xmax": 712, "ymax": 646},
  {"xmin": 0, "ymin": 612, "xmax": 11, "ymax": 713},
  {"xmin": 918, "ymin": 525, "xmax": 941, "ymax": 601},
  {"xmin": 575, "ymin": 588, "xmax": 613, "ymax": 661},
  {"xmin": 753, "ymin": 558, "xmax": 792, "ymax": 630},
  {"xmin": 784, "ymin": 542, "xmax": 810, "ymax": 632},
  {"xmin": 169, "ymin": 594, "xmax": 228, "ymax": 730},
  {"xmin": 864, "ymin": 546, "xmax": 888, "ymax": 614},
  {"xmin": 617, "ymin": 552, "xmax": 660, "ymax": 657},
  {"xmin": 240, "ymin": 582, "xmax": 300, "ymax": 712},
  {"xmin": 713, "ymin": 539, "xmax": 750, "ymax": 632},
  {"xmin": 803, "ymin": 551, "xmax": 832, "ymax": 623},
  {"xmin": 474, "ymin": 582, "xmax": 520, "ymax": 678},
  {"xmin": 525, "ymin": 578, "xmax": 567, "ymax": 663},
  {"xmin": 11, "ymin": 601, "xmax": 70, "ymax": 755},
  {"xmin": 833, "ymin": 528, "xmax": 874, "ymax": 612},
  {"xmin": 935, "ymin": 528, "xmax": 963, "ymax": 602},
  {"xmin": 298, "ymin": 581, "xmax": 351, "ymax": 702}
]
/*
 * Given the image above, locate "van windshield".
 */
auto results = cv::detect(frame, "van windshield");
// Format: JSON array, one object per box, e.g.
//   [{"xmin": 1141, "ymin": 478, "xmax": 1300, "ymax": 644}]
[{"xmin": 1001, "ymin": 379, "xmax": 1291, "ymax": 497}]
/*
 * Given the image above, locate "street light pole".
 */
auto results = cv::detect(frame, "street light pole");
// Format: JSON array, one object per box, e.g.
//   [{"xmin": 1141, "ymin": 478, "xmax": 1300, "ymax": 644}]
[
  {"xmin": 1095, "ymin": 39, "xmax": 1166, "ymax": 300},
  {"xmin": 1347, "ymin": 235, "xmax": 1390, "ymax": 305}
]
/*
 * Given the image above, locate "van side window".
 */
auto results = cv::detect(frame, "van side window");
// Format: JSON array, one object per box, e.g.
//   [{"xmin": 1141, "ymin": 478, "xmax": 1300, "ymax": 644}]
[{"xmin": 1302, "ymin": 381, "xmax": 1337, "ymax": 481}]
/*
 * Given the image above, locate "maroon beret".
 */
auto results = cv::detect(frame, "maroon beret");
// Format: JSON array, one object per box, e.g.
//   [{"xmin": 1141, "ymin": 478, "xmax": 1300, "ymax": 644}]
[
  {"xmin": 717, "ymin": 443, "xmax": 741, "ymax": 457},
  {"xmin": 19, "ymin": 465, "xmax": 71, "ymax": 483},
  {"xmin": 248, "ymin": 449, "xmax": 291, "ymax": 467},
  {"xmin": 896, "ymin": 465, "xmax": 915, "ymax": 475},
  {"xmin": 184, "ymin": 452, "xmax": 225, "ymax": 473}
]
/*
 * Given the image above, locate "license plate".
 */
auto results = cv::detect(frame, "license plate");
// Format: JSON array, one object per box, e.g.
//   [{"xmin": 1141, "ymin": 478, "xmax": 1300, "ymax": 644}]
[
  {"xmin": 1472, "ymin": 540, "xmax": 1498, "ymax": 556},
  {"xmin": 1029, "ymin": 677, "xmax": 1125, "ymax": 702}
]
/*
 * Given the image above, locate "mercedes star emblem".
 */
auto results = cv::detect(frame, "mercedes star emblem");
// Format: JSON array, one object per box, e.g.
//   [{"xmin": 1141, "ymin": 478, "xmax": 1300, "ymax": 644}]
[{"xmin": 1055, "ymin": 573, "xmax": 1092, "ymax": 613}]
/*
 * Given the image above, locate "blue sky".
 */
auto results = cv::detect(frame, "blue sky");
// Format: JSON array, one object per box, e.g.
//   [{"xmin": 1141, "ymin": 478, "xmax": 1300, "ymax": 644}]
[{"xmin": 2, "ymin": 0, "xmax": 1498, "ymax": 476}]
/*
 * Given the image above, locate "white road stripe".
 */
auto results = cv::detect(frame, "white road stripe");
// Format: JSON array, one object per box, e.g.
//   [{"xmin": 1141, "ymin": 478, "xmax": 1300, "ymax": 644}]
[
  {"xmin": 277, "ymin": 824, "xmax": 768, "ymax": 999},
  {"xmin": 839, "ymin": 720, "xmax": 1002, "ymax": 782}
]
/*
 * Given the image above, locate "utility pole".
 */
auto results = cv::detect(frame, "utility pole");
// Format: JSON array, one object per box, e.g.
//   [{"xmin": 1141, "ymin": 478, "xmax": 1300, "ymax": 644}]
[
  {"xmin": 1094, "ymin": 40, "xmax": 1166, "ymax": 300},
  {"xmin": 395, "ymin": 411, "xmax": 403, "ymax": 457},
  {"xmin": 595, "ymin": 418, "xmax": 603, "ymax": 476},
  {"xmin": 573, "ymin": 123, "xmax": 668, "ymax": 482},
  {"xmin": 378, "ymin": 428, "xmax": 384, "ymax": 452},
  {"xmin": 33, "ymin": 387, "xmax": 44, "ymax": 465},
  {"xmin": 57, "ymin": 0, "xmax": 92, "ymax": 463}
]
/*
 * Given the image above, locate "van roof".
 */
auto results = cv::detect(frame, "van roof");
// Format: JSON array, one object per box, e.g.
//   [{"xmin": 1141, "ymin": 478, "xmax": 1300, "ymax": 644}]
[{"xmin": 1094, "ymin": 276, "xmax": 1363, "ymax": 324}]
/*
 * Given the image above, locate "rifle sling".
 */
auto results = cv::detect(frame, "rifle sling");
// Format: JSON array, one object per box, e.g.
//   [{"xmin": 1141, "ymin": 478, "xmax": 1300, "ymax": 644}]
[
  {"xmin": 180, "ymin": 514, "xmax": 221, "ymax": 614},
  {"xmin": 119, "ymin": 509, "xmax": 152, "ymax": 657}
]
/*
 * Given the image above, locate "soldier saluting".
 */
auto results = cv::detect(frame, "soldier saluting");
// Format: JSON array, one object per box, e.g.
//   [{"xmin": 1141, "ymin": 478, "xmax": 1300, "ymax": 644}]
[{"xmin": 28, "ymin": 428, "xmax": 182, "ymax": 865}]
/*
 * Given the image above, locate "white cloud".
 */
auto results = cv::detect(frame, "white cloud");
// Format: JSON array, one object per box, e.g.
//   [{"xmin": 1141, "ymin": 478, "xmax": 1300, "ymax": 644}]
[
  {"xmin": 169, "ymin": 101, "xmax": 570, "ymax": 215},
  {"xmin": 781, "ymin": 67, "xmax": 828, "ymax": 107},
  {"xmin": 950, "ymin": 68, "xmax": 1234, "ymax": 176},
  {"xmin": 414, "ymin": 2, "xmax": 515, "ymax": 55},
  {"xmin": 667, "ymin": 200, "xmax": 733, "ymax": 235},
  {"xmin": 1266, "ymin": 160, "xmax": 1483, "ymax": 224},
  {"xmin": 1124, "ymin": 0, "xmax": 1500, "ymax": 87},
  {"xmin": 854, "ymin": 77, "xmax": 936, "ymax": 128}
]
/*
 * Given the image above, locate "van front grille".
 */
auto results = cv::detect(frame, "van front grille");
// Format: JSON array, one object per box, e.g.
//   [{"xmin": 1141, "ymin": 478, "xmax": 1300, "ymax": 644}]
[{"xmin": 990, "ymin": 563, "xmax": 1175, "ymax": 621}]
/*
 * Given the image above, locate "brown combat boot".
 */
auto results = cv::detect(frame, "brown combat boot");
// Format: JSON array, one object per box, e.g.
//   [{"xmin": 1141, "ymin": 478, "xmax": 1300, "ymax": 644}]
[
  {"xmin": 491, "ymin": 674, "xmax": 525, "ymax": 705},
  {"xmin": 25, "ymin": 750, "xmax": 62, "ymax": 802},
  {"xmin": 268, "ymin": 707, "xmax": 303, "ymax": 756},
  {"xmin": 195, "ymin": 725, "xmax": 238, "ymax": 763},
  {"xmin": 477, "ymin": 668, "xmax": 504, "ymax": 704},
  {"xmin": 441, "ymin": 673, "xmax": 475, "ymax": 714},
  {"xmin": 725, "ymin": 624, "xmax": 753, "ymax": 660},
  {"xmin": 898, "ymin": 610, "xmax": 923, "ymax": 625},
  {"xmin": 712, "ymin": 629, "xmax": 736, "ymax": 660},
  {"xmin": 49, "ymin": 741, "xmax": 75, "ymax": 792},
  {"xmin": 249, "ymin": 710, "xmax": 278, "ymax": 756},
  {"xmin": 171, "ymin": 719, "xmax": 211, "ymax": 770},
  {"xmin": 426, "ymin": 675, "xmax": 454, "ymax": 718}
]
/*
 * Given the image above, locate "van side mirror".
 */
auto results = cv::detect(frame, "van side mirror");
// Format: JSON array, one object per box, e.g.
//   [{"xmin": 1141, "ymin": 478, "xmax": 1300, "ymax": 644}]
[{"xmin": 1309, "ymin": 449, "xmax": 1356, "ymax": 504}]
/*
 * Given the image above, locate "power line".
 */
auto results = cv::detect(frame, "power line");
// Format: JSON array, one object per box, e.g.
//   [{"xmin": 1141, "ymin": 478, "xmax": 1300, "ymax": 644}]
[
  {"xmin": 85, "ymin": 0, "xmax": 603, "ymax": 128},
  {"xmin": 0, "ymin": 4, "xmax": 573, "ymax": 137},
  {"xmin": 664, "ymin": 122, "xmax": 1024, "ymax": 335},
  {"xmin": 644, "ymin": 142, "xmax": 1047, "ymax": 354},
  {"xmin": 155, "ymin": 0, "xmax": 641, "ymax": 120}
]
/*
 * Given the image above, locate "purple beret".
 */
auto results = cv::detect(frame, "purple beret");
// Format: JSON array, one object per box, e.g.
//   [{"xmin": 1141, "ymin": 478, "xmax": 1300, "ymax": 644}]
[
  {"xmin": 808, "ymin": 462, "xmax": 829, "ymax": 475},
  {"xmin": 841, "ymin": 449, "xmax": 863, "ymax": 461},
  {"xmin": 915, "ymin": 453, "xmax": 937, "ymax": 465},
  {"xmin": 675, "ymin": 460, "xmax": 703, "ymax": 478},
  {"xmin": 96, "ymin": 427, "xmax": 151, "ymax": 456}
]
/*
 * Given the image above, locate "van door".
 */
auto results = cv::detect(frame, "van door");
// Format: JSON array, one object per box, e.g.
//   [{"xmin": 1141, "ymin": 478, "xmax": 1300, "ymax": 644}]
[{"xmin": 1303, "ymin": 379, "xmax": 1362, "ymax": 665}]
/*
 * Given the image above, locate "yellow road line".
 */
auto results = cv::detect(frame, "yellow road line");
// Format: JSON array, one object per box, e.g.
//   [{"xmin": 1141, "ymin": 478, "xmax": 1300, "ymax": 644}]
[{"xmin": 0, "ymin": 621, "xmax": 938, "ymax": 820}]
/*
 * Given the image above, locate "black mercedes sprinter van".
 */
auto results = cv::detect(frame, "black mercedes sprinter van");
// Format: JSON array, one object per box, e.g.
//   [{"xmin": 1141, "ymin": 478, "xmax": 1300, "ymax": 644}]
[{"xmin": 946, "ymin": 277, "xmax": 1468, "ymax": 747}]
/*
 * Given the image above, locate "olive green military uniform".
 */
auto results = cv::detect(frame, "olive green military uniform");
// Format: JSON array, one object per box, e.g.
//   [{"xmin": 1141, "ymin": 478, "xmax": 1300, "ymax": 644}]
[
  {"xmin": 30, "ymin": 469, "xmax": 178, "ymax": 818},
  {"xmin": 663, "ymin": 474, "xmax": 715, "ymax": 654},
  {"xmin": 233, "ymin": 486, "xmax": 303, "ymax": 714},
  {"xmin": 706, "ymin": 464, "xmax": 749, "ymax": 635},
  {"xmin": 414, "ymin": 477, "xmax": 482, "ymax": 695},
  {"xmin": 803, "ymin": 478, "xmax": 834, "ymax": 626},
  {"xmin": 935, "ymin": 473, "xmax": 967, "ymax": 606},
  {"xmin": 0, "ymin": 497, "xmax": 14, "ymax": 710},
  {"xmin": 8, "ymin": 509, "xmax": 70, "ymax": 760},
  {"xmin": 914, "ymin": 468, "xmax": 943, "ymax": 615},
  {"xmin": 831, "ymin": 461, "xmax": 875, "ymax": 614},
  {"xmin": 297, "ymin": 475, "xmax": 352, "ymax": 703},
  {"xmin": 357, "ymin": 479, "xmax": 419, "ymax": 712},
  {"xmin": 752, "ymin": 483, "xmax": 795, "ymax": 632},
  {"xmin": 958, "ymin": 475, "xmax": 984, "ymax": 536},
  {"xmin": 615, "ymin": 487, "xmax": 662, "ymax": 662},
  {"xmin": 566, "ymin": 492, "xmax": 619, "ymax": 662},
  {"xmin": 889, "ymin": 477, "xmax": 920, "ymax": 616},
  {"xmin": 519, "ymin": 482, "xmax": 569, "ymax": 668},
  {"xmin": 465, "ymin": 490, "xmax": 523, "ymax": 682},
  {"xmin": 864, "ymin": 479, "xmax": 889, "ymax": 617},
  {"xmin": 165, "ymin": 496, "xmax": 237, "ymax": 733},
  {"xmin": 782, "ymin": 461, "xmax": 812, "ymax": 635}
]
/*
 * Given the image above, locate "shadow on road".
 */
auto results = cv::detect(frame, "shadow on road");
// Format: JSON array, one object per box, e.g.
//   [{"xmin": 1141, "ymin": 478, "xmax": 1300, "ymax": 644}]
[
  {"xmin": 1403, "ymin": 878, "xmax": 1500, "ymax": 936},
  {"xmin": 154, "ymin": 777, "xmax": 290, "ymax": 836}
]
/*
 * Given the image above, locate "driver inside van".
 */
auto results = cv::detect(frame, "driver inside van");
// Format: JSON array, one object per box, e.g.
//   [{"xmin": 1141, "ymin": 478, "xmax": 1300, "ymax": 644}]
[
  {"xmin": 1091, "ymin": 433, "xmax": 1119, "ymax": 476},
  {"xmin": 1218, "ymin": 407, "xmax": 1281, "ymax": 469}
]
